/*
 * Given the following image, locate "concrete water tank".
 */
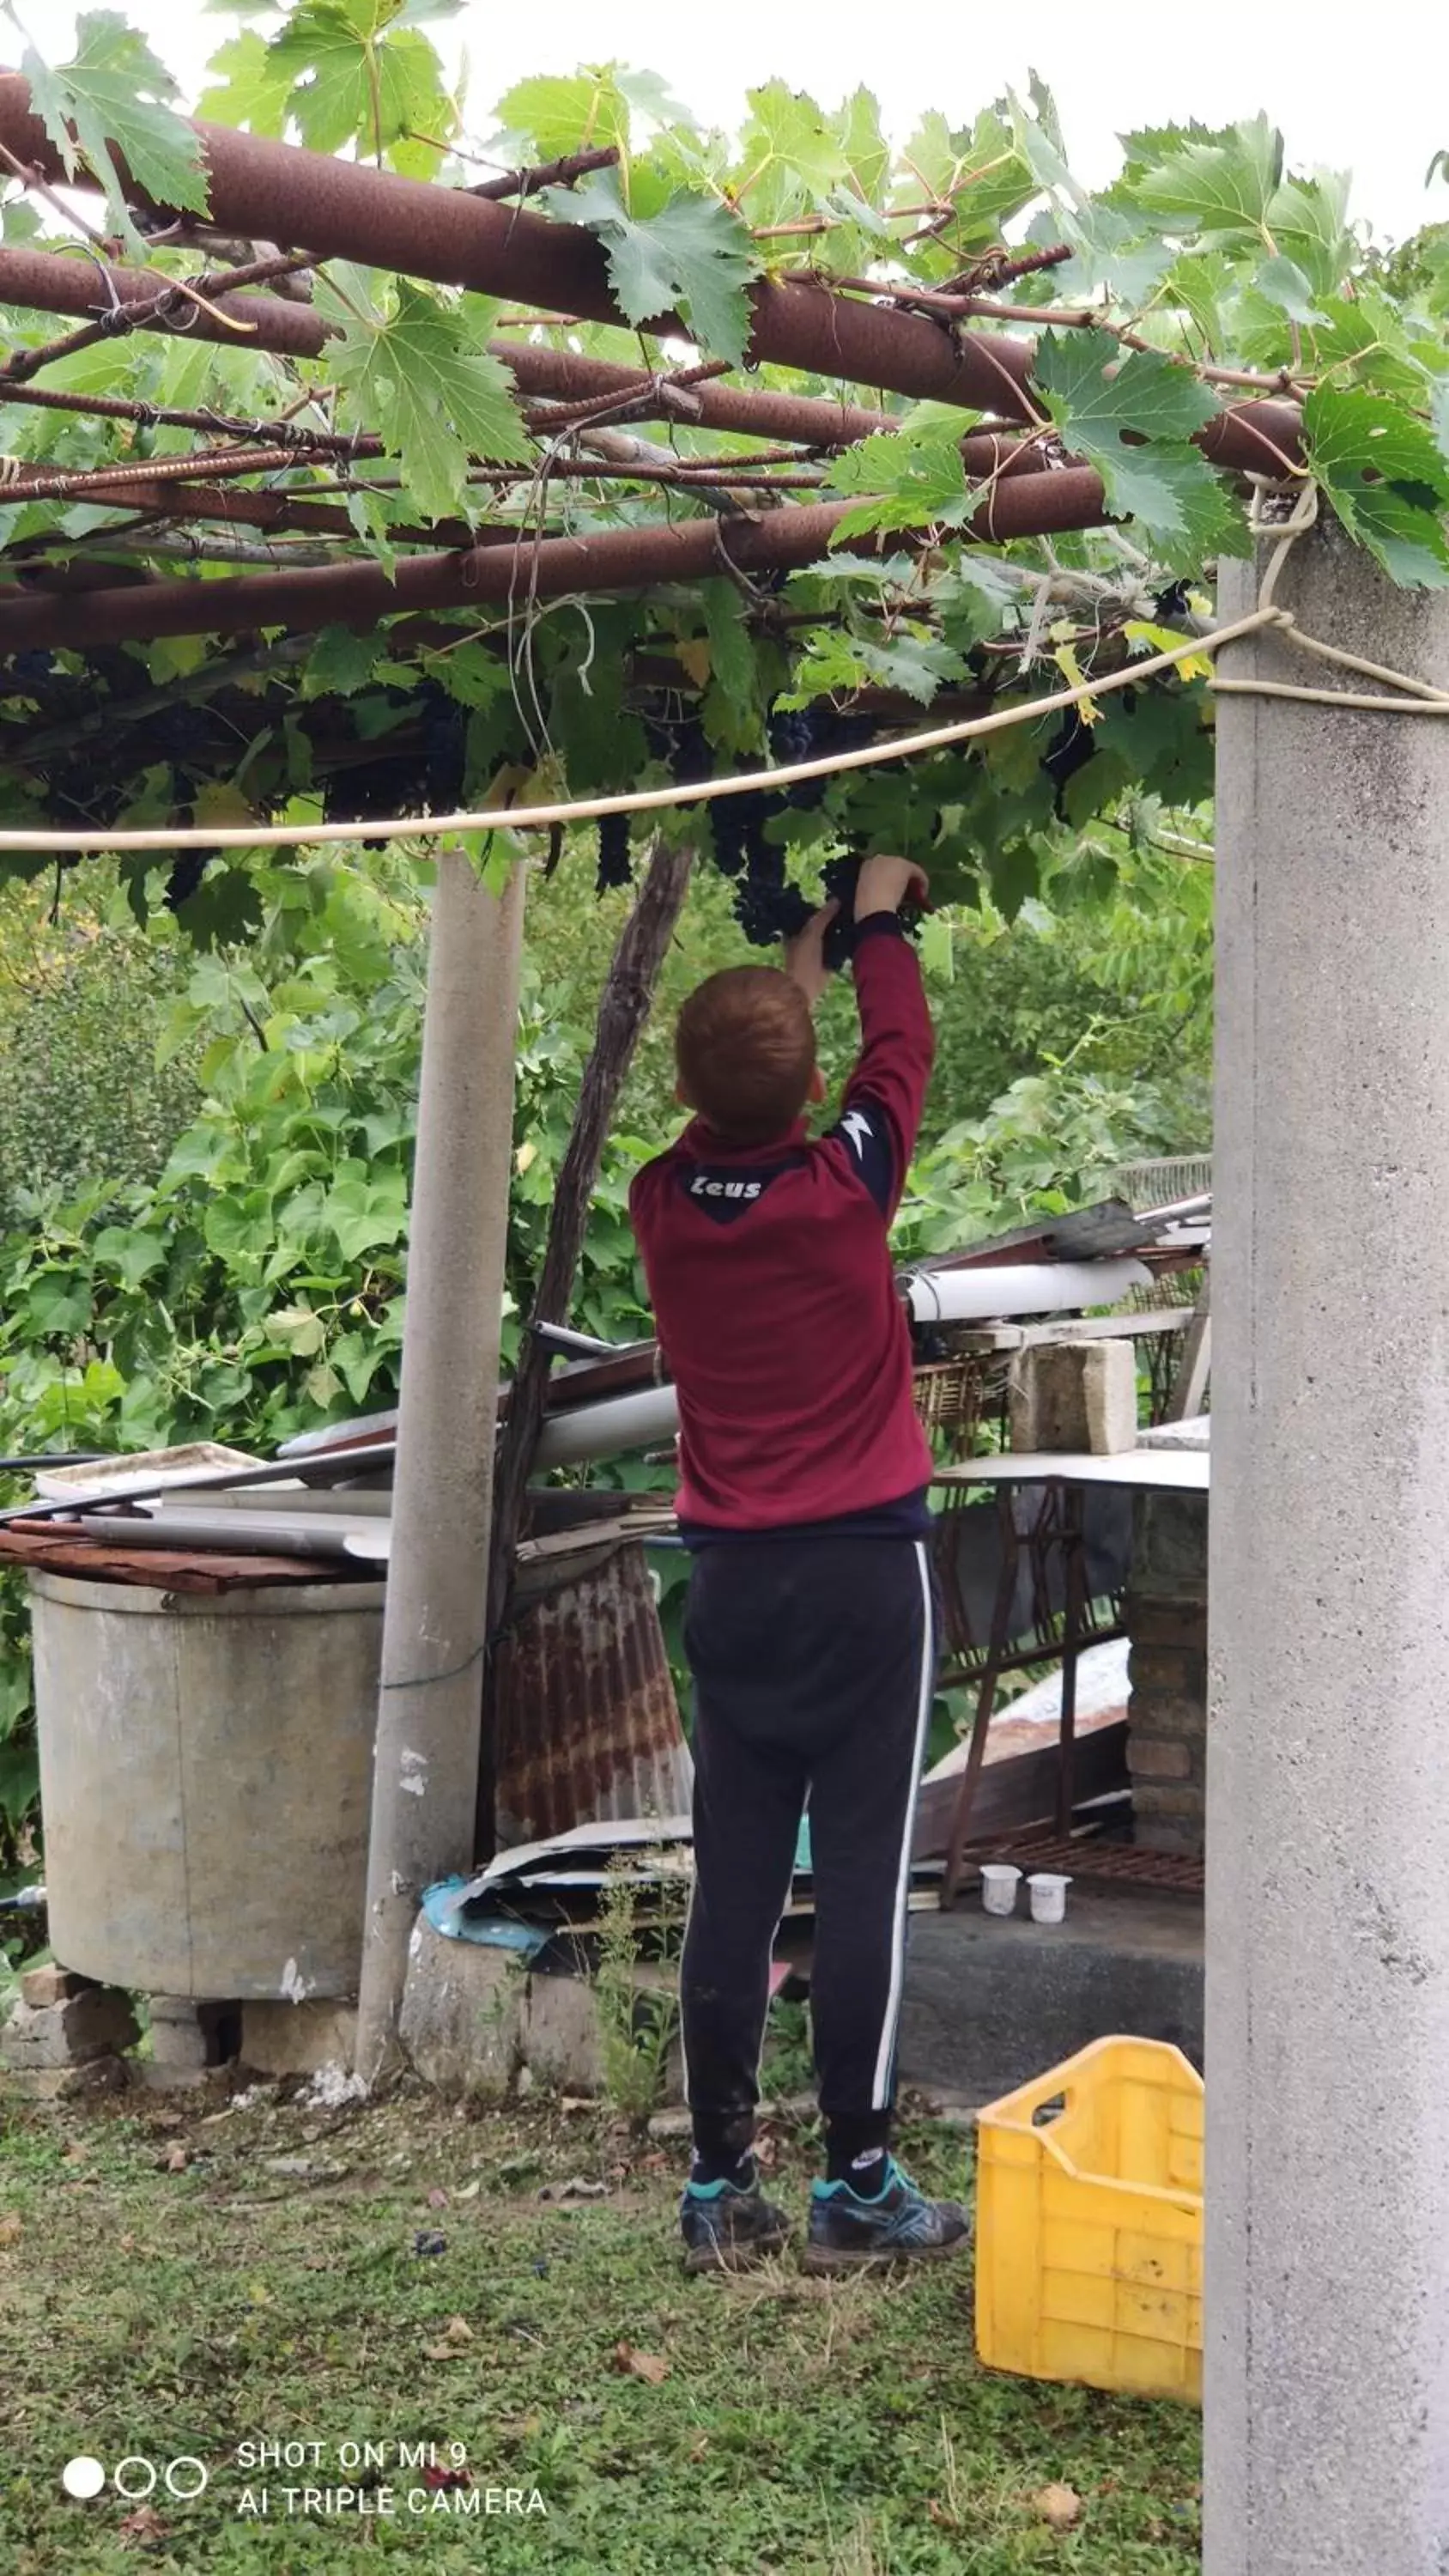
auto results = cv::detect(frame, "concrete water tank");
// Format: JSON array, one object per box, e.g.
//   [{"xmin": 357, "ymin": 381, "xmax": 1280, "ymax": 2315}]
[{"xmin": 30, "ymin": 1571, "xmax": 384, "ymax": 2000}]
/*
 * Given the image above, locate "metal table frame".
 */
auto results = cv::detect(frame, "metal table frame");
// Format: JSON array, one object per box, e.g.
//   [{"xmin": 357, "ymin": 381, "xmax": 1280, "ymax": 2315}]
[{"xmin": 930, "ymin": 1450, "xmax": 1210, "ymax": 1904}]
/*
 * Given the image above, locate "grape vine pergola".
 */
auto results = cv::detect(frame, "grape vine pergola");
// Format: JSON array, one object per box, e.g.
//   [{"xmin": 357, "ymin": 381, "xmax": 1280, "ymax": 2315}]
[{"xmin": 2, "ymin": 24, "xmax": 1449, "ymax": 2573}]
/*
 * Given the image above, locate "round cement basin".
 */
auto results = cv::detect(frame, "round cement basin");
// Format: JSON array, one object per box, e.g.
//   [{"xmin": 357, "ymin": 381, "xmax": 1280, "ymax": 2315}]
[{"xmin": 29, "ymin": 1569, "xmax": 384, "ymax": 2000}]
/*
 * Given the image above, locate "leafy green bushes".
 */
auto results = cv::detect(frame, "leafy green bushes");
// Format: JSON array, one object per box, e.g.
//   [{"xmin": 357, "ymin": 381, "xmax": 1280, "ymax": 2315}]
[
  {"xmin": 0, "ymin": 848, "xmax": 653, "ymax": 1881},
  {"xmin": 0, "ymin": 908, "xmax": 199, "ymax": 1226}
]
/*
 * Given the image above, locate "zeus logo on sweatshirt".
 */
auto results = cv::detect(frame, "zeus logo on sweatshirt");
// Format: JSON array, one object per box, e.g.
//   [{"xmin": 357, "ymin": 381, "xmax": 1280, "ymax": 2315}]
[{"xmin": 677, "ymin": 1163, "xmax": 797, "ymax": 1224}]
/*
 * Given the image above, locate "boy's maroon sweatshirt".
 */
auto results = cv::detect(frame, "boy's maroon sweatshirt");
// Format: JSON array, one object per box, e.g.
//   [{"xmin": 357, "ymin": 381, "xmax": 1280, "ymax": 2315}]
[{"xmin": 628, "ymin": 914, "xmax": 935, "ymax": 1540}]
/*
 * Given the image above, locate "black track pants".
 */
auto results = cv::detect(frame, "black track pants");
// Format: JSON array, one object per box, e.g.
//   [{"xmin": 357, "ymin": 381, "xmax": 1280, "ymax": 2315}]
[{"xmin": 680, "ymin": 1534, "xmax": 937, "ymax": 2168}]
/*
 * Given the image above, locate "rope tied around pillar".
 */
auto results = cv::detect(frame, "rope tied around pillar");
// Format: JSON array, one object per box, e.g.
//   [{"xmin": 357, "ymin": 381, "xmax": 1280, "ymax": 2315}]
[{"xmin": 1210, "ymin": 482, "xmax": 1449, "ymax": 716}]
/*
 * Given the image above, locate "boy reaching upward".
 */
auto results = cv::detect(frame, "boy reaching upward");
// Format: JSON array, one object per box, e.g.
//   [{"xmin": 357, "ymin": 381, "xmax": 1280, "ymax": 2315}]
[{"xmin": 629, "ymin": 855, "xmax": 968, "ymax": 2275}]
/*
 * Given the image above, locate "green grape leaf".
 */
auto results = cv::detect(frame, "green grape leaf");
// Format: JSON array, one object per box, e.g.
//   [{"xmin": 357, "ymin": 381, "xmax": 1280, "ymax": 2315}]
[
  {"xmin": 938, "ymin": 558, "xmax": 1024, "ymax": 653},
  {"xmin": 493, "ymin": 71, "xmax": 632, "ymax": 160},
  {"xmin": 1253, "ymin": 254, "xmax": 1325, "ymax": 325},
  {"xmin": 922, "ymin": 104, "xmax": 1037, "ymax": 246},
  {"xmin": 1322, "ymin": 482, "xmax": 1449, "ymax": 588},
  {"xmin": 1267, "ymin": 172, "xmax": 1353, "ymax": 299},
  {"xmin": 266, "ymin": 6, "xmax": 450, "ymax": 161},
  {"xmin": 1055, "ymin": 204, "xmax": 1175, "ymax": 307},
  {"xmin": 1027, "ymin": 68, "xmax": 1066, "ymax": 157},
  {"xmin": 864, "ymin": 632, "xmax": 969, "ymax": 702},
  {"xmin": 1122, "ymin": 451, "xmax": 1252, "ymax": 572},
  {"xmin": 1009, "ymin": 85, "xmax": 1085, "ymax": 213},
  {"xmin": 1305, "ymin": 383, "xmax": 1449, "ymax": 586},
  {"xmin": 825, "ymin": 407, "xmax": 973, "ymax": 539},
  {"xmin": 318, "ymin": 270, "xmax": 531, "ymax": 521},
  {"xmin": 985, "ymin": 840, "xmax": 1043, "ymax": 922},
  {"xmin": 539, "ymin": 168, "xmax": 757, "ymax": 363},
  {"xmin": 1036, "ymin": 326, "xmax": 1218, "ymax": 447},
  {"xmin": 699, "ymin": 580, "xmax": 758, "ymax": 726},
  {"xmin": 171, "ymin": 865, "xmax": 266, "ymax": 951},
  {"xmin": 1034, "ymin": 326, "xmax": 1246, "ymax": 565},
  {"xmin": 1304, "ymin": 383, "xmax": 1449, "ymax": 495},
  {"xmin": 1131, "ymin": 113, "xmax": 1283, "ymax": 240},
  {"xmin": 739, "ymin": 81, "xmax": 849, "ymax": 210},
  {"xmin": 1, "ymin": 198, "xmax": 44, "ymax": 245},
  {"xmin": 427, "ymin": 641, "xmax": 511, "ymax": 709},
  {"xmin": 300, "ymin": 625, "xmax": 382, "ymax": 698},
  {"xmin": 782, "ymin": 623, "xmax": 966, "ymax": 707},
  {"xmin": 837, "ymin": 87, "xmax": 889, "ymax": 204},
  {"xmin": 197, "ymin": 30, "xmax": 294, "ymax": 132},
  {"xmin": 1305, "ymin": 290, "xmax": 1430, "ymax": 404},
  {"xmin": 24, "ymin": 13, "xmax": 209, "ymax": 253},
  {"xmin": 1116, "ymin": 121, "xmax": 1238, "ymax": 184},
  {"xmin": 615, "ymin": 68, "xmax": 696, "ymax": 130}
]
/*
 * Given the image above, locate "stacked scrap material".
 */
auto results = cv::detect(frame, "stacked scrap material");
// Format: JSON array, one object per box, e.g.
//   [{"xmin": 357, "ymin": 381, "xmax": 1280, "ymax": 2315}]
[{"xmin": 0, "ymin": 1443, "xmax": 692, "ymax": 1851}]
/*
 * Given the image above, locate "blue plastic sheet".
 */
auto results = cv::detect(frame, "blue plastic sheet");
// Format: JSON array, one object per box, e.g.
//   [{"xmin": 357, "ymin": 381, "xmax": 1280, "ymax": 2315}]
[{"xmin": 421, "ymin": 1877, "xmax": 550, "ymax": 1957}]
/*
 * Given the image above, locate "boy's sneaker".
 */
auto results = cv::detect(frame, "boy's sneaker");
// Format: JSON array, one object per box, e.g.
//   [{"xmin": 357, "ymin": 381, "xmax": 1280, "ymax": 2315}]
[
  {"xmin": 680, "ymin": 2177, "xmax": 790, "ymax": 2274},
  {"xmin": 803, "ymin": 2158, "xmax": 970, "ymax": 2273}
]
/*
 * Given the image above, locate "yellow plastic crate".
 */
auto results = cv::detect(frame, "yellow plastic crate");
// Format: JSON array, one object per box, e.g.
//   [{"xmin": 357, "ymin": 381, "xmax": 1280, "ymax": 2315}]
[{"xmin": 975, "ymin": 2036, "xmax": 1203, "ymax": 2403}]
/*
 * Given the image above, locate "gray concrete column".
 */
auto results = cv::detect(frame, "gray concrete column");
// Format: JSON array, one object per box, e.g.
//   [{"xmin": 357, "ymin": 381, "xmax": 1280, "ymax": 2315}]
[
  {"xmin": 354, "ymin": 849, "xmax": 525, "ymax": 2087},
  {"xmin": 1209, "ymin": 524, "xmax": 1449, "ymax": 2573}
]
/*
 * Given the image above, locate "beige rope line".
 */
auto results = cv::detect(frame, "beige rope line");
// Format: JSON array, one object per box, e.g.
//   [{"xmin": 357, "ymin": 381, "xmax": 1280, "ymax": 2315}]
[
  {"xmin": 0, "ymin": 610, "xmax": 1285, "ymax": 857},
  {"xmin": 0, "ymin": 485, "xmax": 1442, "ymax": 858}
]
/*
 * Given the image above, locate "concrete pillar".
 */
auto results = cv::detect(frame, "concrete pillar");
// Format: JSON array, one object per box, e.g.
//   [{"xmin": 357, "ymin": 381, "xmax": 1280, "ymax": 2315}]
[
  {"xmin": 353, "ymin": 850, "xmax": 525, "ymax": 2087},
  {"xmin": 1209, "ymin": 524, "xmax": 1449, "ymax": 2573}
]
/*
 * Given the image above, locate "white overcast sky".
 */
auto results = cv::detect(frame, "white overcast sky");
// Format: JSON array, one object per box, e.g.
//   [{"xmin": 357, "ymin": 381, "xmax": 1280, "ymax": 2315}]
[{"xmin": 27, "ymin": 0, "xmax": 1449, "ymax": 246}]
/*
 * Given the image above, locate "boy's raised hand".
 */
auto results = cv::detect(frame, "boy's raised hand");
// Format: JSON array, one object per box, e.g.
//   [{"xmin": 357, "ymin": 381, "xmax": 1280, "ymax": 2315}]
[
  {"xmin": 856, "ymin": 855, "xmax": 930, "ymax": 919},
  {"xmin": 784, "ymin": 900, "xmax": 840, "ymax": 1006}
]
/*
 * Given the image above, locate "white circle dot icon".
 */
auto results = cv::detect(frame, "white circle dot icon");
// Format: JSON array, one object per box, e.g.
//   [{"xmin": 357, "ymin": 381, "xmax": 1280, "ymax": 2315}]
[{"xmin": 62, "ymin": 2457, "xmax": 106, "ymax": 2500}]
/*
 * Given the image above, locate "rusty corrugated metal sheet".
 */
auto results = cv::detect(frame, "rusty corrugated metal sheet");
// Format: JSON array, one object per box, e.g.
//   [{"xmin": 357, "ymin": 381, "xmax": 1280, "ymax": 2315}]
[{"xmin": 492, "ymin": 1536, "xmax": 693, "ymax": 1847}]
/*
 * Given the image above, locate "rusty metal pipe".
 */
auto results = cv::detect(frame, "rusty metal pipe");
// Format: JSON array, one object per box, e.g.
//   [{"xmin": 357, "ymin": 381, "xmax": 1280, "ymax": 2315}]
[
  {"xmin": 0, "ymin": 246, "xmax": 1046, "ymax": 477},
  {"xmin": 0, "ymin": 241, "xmax": 329, "ymax": 361},
  {"xmin": 0, "ymin": 75, "xmax": 1302, "ymax": 479},
  {"xmin": 0, "ymin": 470, "xmax": 1112, "ymax": 654},
  {"xmin": 0, "ymin": 76, "xmax": 1036, "ymax": 412}
]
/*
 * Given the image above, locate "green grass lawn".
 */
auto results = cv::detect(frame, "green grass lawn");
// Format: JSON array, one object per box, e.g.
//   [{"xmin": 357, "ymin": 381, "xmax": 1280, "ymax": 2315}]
[{"xmin": 0, "ymin": 2077, "xmax": 1201, "ymax": 2574}]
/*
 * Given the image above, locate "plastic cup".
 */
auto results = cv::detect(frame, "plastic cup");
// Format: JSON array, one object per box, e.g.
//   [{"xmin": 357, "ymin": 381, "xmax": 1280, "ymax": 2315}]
[
  {"xmin": 1028, "ymin": 1872, "xmax": 1072, "ymax": 1925},
  {"xmin": 980, "ymin": 1863, "xmax": 1022, "ymax": 1917}
]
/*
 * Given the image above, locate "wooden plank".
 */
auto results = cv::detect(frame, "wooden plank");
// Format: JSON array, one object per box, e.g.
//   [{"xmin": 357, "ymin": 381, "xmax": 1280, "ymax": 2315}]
[
  {"xmin": 912, "ymin": 1719, "xmax": 1130, "ymax": 1860},
  {"xmin": 933, "ymin": 1450, "xmax": 1209, "ymax": 1491},
  {"xmin": 946, "ymin": 1311, "xmax": 1192, "ymax": 1353},
  {"xmin": 1165, "ymin": 1271, "xmax": 1212, "ymax": 1421}
]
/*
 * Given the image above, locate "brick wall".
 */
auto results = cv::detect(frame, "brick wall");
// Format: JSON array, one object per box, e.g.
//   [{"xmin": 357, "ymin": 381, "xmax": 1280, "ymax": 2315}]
[{"xmin": 1125, "ymin": 1490, "xmax": 1209, "ymax": 1856}]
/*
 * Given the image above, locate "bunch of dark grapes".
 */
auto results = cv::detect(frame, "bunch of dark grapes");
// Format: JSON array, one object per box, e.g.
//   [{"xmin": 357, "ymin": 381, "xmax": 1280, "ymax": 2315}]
[
  {"xmin": 596, "ymin": 810, "xmax": 633, "ymax": 893},
  {"xmin": 707, "ymin": 785, "xmax": 769, "ymax": 881},
  {"xmin": 731, "ymin": 799, "xmax": 813, "ymax": 948},
  {"xmin": 768, "ymin": 708, "xmax": 829, "ymax": 811},
  {"xmin": 11, "ymin": 649, "xmax": 54, "ymax": 693},
  {"xmin": 696, "ymin": 704, "xmax": 898, "ymax": 950},
  {"xmin": 147, "ymin": 702, "xmax": 217, "ymax": 773},
  {"xmin": 770, "ymin": 703, "xmax": 876, "ymax": 806},
  {"xmin": 820, "ymin": 852, "xmax": 864, "ymax": 971},
  {"xmin": 419, "ymin": 690, "xmax": 467, "ymax": 806},
  {"xmin": 164, "ymin": 850, "xmax": 212, "ymax": 915},
  {"xmin": 642, "ymin": 714, "xmax": 710, "ymax": 786},
  {"xmin": 1040, "ymin": 710, "xmax": 1097, "ymax": 816},
  {"xmin": 324, "ymin": 754, "xmax": 432, "ymax": 823}
]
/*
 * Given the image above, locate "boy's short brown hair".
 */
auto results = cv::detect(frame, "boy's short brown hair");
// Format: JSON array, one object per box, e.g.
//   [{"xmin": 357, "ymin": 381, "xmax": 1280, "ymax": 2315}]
[{"xmin": 676, "ymin": 966, "xmax": 816, "ymax": 1147}]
